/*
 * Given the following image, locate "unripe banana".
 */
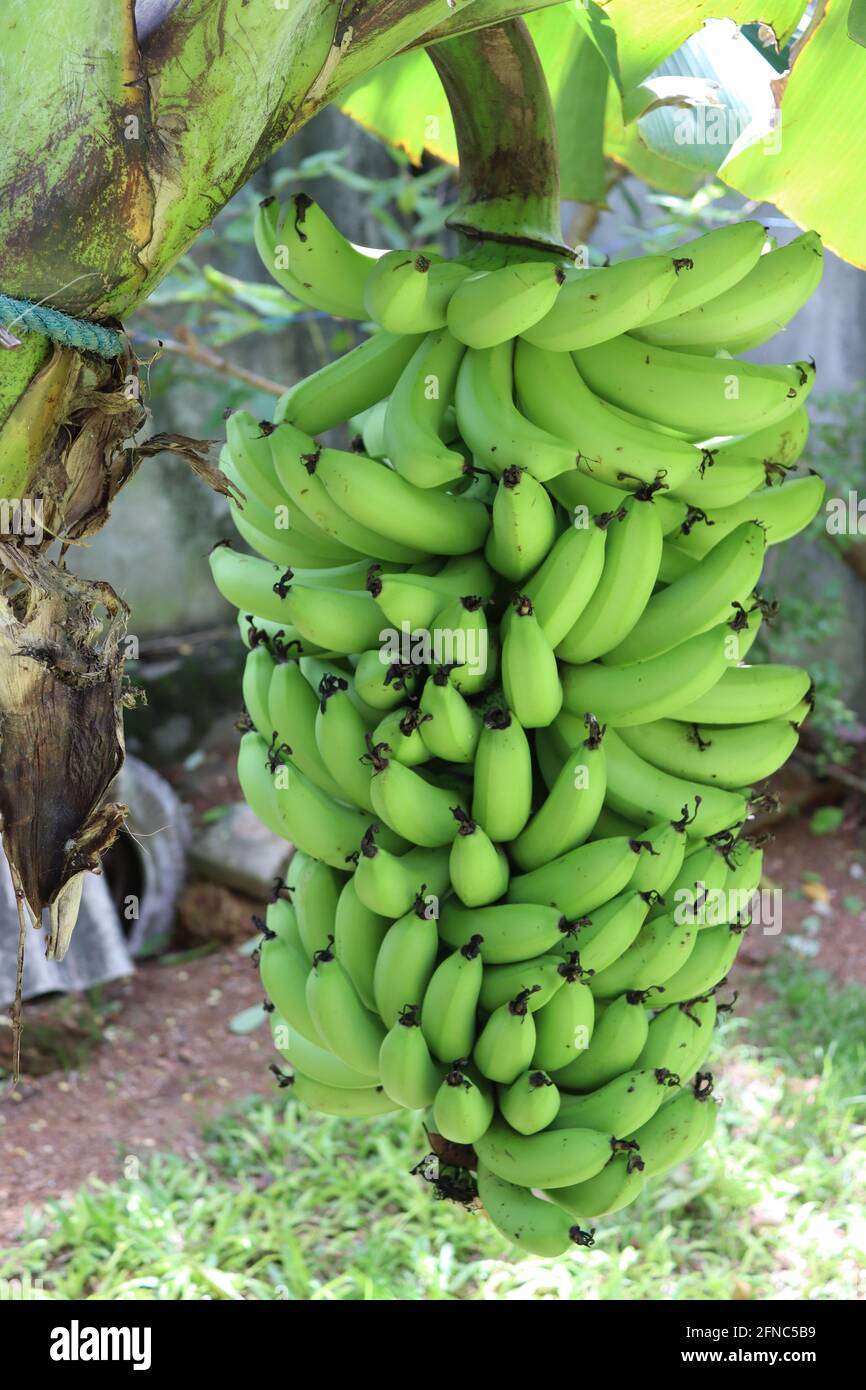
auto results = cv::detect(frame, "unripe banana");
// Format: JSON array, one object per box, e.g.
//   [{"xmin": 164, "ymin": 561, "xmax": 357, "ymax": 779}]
[
  {"xmin": 369, "ymin": 745, "xmax": 468, "ymax": 846},
  {"xmin": 476, "ymin": 1163, "xmax": 583, "ymax": 1256},
  {"xmin": 554, "ymin": 891, "xmax": 649, "ymax": 975},
  {"xmin": 288, "ymin": 1071, "xmax": 399, "ymax": 1118},
  {"xmin": 474, "ymin": 1117, "xmax": 613, "ymax": 1189},
  {"xmin": 378, "ymin": 1005, "xmax": 445, "ymax": 1108},
  {"xmin": 658, "ymin": 920, "xmax": 747, "ymax": 1004},
  {"xmin": 262, "ymin": 739, "xmax": 383, "ymax": 869},
  {"xmin": 372, "ymin": 894, "xmax": 440, "ymax": 1029},
  {"xmin": 370, "ymin": 556, "xmax": 494, "ymax": 629},
  {"xmin": 667, "ymin": 662, "xmax": 812, "ymax": 725},
  {"xmin": 521, "ymin": 254, "xmax": 679, "ymax": 351},
  {"xmin": 502, "ymin": 594, "xmax": 562, "ymax": 729},
  {"xmin": 552, "ymin": 989, "xmax": 652, "ymax": 1092},
  {"xmin": 290, "ymin": 852, "xmax": 343, "ymax": 960},
  {"xmin": 455, "ymin": 342, "xmax": 577, "ymax": 481},
  {"xmin": 353, "ymin": 827, "xmax": 450, "ymax": 918},
  {"xmin": 364, "ymin": 250, "xmax": 470, "ymax": 333},
  {"xmin": 422, "ymin": 936, "xmax": 484, "ymax": 1063},
  {"xmin": 521, "ymin": 516, "xmax": 607, "ymax": 647},
  {"xmin": 548, "ymin": 1148, "xmax": 646, "ymax": 1220},
  {"xmin": 553, "ymin": 1066, "xmax": 680, "ymax": 1136},
  {"xmin": 313, "ymin": 672, "xmax": 376, "ymax": 811},
  {"xmin": 589, "ymin": 909, "xmax": 699, "ymax": 1000},
  {"xmin": 499, "ymin": 1069, "xmax": 562, "ymax": 1135},
  {"xmin": 259, "ymin": 935, "xmax": 321, "ymax": 1046},
  {"xmin": 266, "ymin": 896, "xmax": 304, "ymax": 952},
  {"xmin": 637, "ymin": 221, "xmax": 769, "ymax": 326},
  {"xmin": 574, "ymin": 335, "xmax": 814, "ymax": 438},
  {"xmin": 432, "ymin": 1063, "xmax": 494, "ymax": 1144},
  {"xmin": 277, "ymin": 330, "xmax": 422, "ymax": 436},
  {"xmin": 629, "ymin": 821, "xmax": 688, "ymax": 896},
  {"xmin": 652, "ymin": 839, "xmax": 729, "ymax": 924},
  {"xmin": 472, "ymin": 707, "xmax": 533, "ymax": 842},
  {"xmin": 510, "ymin": 716, "xmax": 607, "ymax": 872},
  {"xmin": 531, "ymin": 957, "xmax": 595, "ymax": 1072},
  {"xmin": 268, "ymin": 659, "xmax": 357, "ymax": 801},
  {"xmin": 474, "ymin": 990, "xmax": 538, "ymax": 1084},
  {"xmin": 507, "ymin": 835, "xmax": 641, "ymax": 919},
  {"xmin": 625, "ymin": 1075, "xmax": 718, "ymax": 1175},
  {"xmin": 383, "ymin": 328, "xmax": 467, "ymax": 487},
  {"xmin": 636, "ymin": 995, "xmax": 718, "ymax": 1079},
  {"xmin": 479, "ymin": 954, "xmax": 566, "ymax": 1016},
  {"xmin": 419, "ymin": 667, "xmax": 481, "ymax": 763},
  {"xmin": 485, "ymin": 465, "xmax": 558, "ymax": 582},
  {"xmin": 352, "ymin": 648, "xmax": 419, "ymax": 711},
  {"xmin": 439, "ymin": 898, "xmax": 567, "ymax": 964},
  {"xmin": 447, "ymin": 261, "xmax": 564, "ymax": 349},
  {"xmin": 673, "ymin": 474, "xmax": 825, "ymax": 561},
  {"xmin": 449, "ymin": 811, "xmax": 510, "ymax": 906},
  {"xmin": 254, "ymin": 194, "xmax": 375, "ymax": 319},
  {"xmin": 435, "ymin": 595, "xmax": 497, "ymax": 697},
  {"xmin": 242, "ymin": 642, "xmax": 276, "ymax": 736},
  {"xmin": 306, "ymin": 941, "xmax": 386, "ymax": 1077},
  {"xmin": 371, "ymin": 705, "xmax": 432, "ymax": 766},
  {"xmin": 618, "ymin": 716, "xmax": 798, "ymax": 790},
  {"xmin": 549, "ymin": 466, "xmax": 687, "ymax": 538},
  {"xmin": 555, "ymin": 499, "xmax": 663, "ymax": 665},
  {"xmin": 333, "ymin": 875, "xmax": 389, "ymax": 1013},
  {"xmin": 603, "ymin": 727, "xmax": 748, "ymax": 839},
  {"xmin": 270, "ymin": 1015, "xmax": 375, "ymax": 1090},
  {"xmin": 237, "ymin": 731, "xmax": 288, "ymax": 839}
]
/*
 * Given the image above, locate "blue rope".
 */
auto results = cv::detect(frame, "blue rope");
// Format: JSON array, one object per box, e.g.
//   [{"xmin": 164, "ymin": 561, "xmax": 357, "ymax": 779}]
[{"xmin": 0, "ymin": 294, "xmax": 125, "ymax": 359}]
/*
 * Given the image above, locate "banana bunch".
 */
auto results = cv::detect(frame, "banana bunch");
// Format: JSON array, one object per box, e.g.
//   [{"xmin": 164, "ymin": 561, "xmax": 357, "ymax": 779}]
[{"xmin": 212, "ymin": 193, "xmax": 825, "ymax": 1256}]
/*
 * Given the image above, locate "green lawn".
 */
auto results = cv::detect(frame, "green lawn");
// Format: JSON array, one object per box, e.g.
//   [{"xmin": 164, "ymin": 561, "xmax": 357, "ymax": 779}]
[{"xmin": 3, "ymin": 957, "xmax": 864, "ymax": 1300}]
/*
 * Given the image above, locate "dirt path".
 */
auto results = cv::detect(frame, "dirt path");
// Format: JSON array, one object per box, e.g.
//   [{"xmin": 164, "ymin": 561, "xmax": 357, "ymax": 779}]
[{"xmin": 1, "ymin": 815, "xmax": 863, "ymax": 1247}]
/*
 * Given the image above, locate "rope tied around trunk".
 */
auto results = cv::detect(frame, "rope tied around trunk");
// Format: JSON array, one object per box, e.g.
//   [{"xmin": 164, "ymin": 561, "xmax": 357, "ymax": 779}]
[{"xmin": 0, "ymin": 294, "xmax": 125, "ymax": 359}]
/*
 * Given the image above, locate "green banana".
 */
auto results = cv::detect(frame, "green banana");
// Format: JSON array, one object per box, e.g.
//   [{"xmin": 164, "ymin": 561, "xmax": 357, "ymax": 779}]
[
  {"xmin": 474, "ymin": 1118, "xmax": 613, "ymax": 1189},
  {"xmin": 554, "ymin": 1066, "xmax": 679, "ymax": 1136},
  {"xmin": 269, "ymin": 660, "xmax": 347, "ymax": 800},
  {"xmin": 449, "ymin": 812, "xmax": 510, "ymax": 906},
  {"xmin": 313, "ymin": 443, "xmax": 489, "ymax": 556},
  {"xmin": 472, "ymin": 707, "xmax": 534, "ymax": 842},
  {"xmin": 435, "ymin": 594, "xmax": 497, "ymax": 697},
  {"xmin": 531, "ymin": 958, "xmax": 596, "ymax": 1072},
  {"xmin": 479, "ymin": 955, "xmax": 566, "ymax": 1016},
  {"xmin": 266, "ymin": 896, "xmax": 304, "ymax": 952},
  {"xmin": 637, "ymin": 221, "xmax": 769, "ymax": 326},
  {"xmin": 270, "ymin": 1015, "xmax": 374, "ymax": 1090},
  {"xmin": 485, "ymin": 465, "xmax": 558, "ymax": 582},
  {"xmin": 266, "ymin": 739, "xmax": 382, "ymax": 869},
  {"xmin": 603, "ymin": 727, "xmax": 747, "ymax": 839},
  {"xmin": 383, "ymin": 328, "xmax": 467, "ymax": 487},
  {"xmin": 255, "ymin": 194, "xmax": 373, "ymax": 319},
  {"xmin": 625, "ymin": 1076, "xmax": 718, "ymax": 1176},
  {"xmin": 371, "ymin": 554, "xmax": 494, "ymax": 630},
  {"xmin": 574, "ymin": 335, "xmax": 815, "ymax": 438},
  {"xmin": 657, "ymin": 840, "xmax": 729, "ymax": 924},
  {"xmin": 554, "ymin": 891, "xmax": 650, "ymax": 975},
  {"xmin": 333, "ymin": 875, "xmax": 390, "ymax": 1013},
  {"xmin": 521, "ymin": 254, "xmax": 679, "ymax": 351},
  {"xmin": 507, "ymin": 836, "xmax": 641, "ymax": 918},
  {"xmin": 634, "ymin": 230, "xmax": 823, "ymax": 351},
  {"xmin": 432, "ymin": 1064, "xmax": 494, "ymax": 1144},
  {"xmin": 259, "ymin": 935, "xmax": 321, "ymax": 1045},
  {"xmin": 667, "ymin": 662, "xmax": 812, "ymax": 724},
  {"xmin": 455, "ymin": 342, "xmax": 577, "ymax": 481},
  {"xmin": 352, "ymin": 648, "xmax": 419, "ymax": 711},
  {"xmin": 602, "ymin": 521, "xmax": 766, "ymax": 666},
  {"xmin": 617, "ymin": 717, "xmax": 798, "ymax": 789},
  {"xmin": 560, "ymin": 623, "xmax": 735, "ymax": 728},
  {"xmin": 549, "ymin": 467, "xmax": 687, "ymax": 537},
  {"xmin": 353, "ymin": 827, "xmax": 450, "ymax": 918},
  {"xmin": 474, "ymin": 991, "xmax": 538, "ymax": 1084},
  {"xmin": 551, "ymin": 989, "xmax": 652, "ymax": 1093},
  {"xmin": 364, "ymin": 250, "xmax": 470, "ymax": 333},
  {"xmin": 476, "ymin": 1163, "xmax": 583, "ymax": 1256},
  {"xmin": 378, "ymin": 1005, "xmax": 445, "ymax": 1108},
  {"xmin": 499, "ymin": 1070, "xmax": 562, "ymax": 1135},
  {"xmin": 671, "ymin": 474, "xmax": 825, "ymax": 560},
  {"xmin": 305, "ymin": 941, "xmax": 386, "ymax": 1077},
  {"xmin": 447, "ymin": 261, "xmax": 564, "ymax": 349},
  {"xmin": 438, "ymin": 899, "xmax": 567, "ymax": 964},
  {"xmin": 636, "ymin": 995, "xmax": 718, "ymax": 1079},
  {"xmin": 419, "ymin": 668, "xmax": 481, "ymax": 763},
  {"xmin": 314, "ymin": 672, "xmax": 376, "ymax": 810},
  {"xmin": 276, "ymin": 331, "xmax": 422, "ymax": 435},
  {"xmin": 369, "ymin": 746, "xmax": 468, "ymax": 846},
  {"xmin": 291, "ymin": 852, "xmax": 343, "ymax": 960},
  {"xmin": 371, "ymin": 705, "xmax": 432, "ymax": 766},
  {"xmin": 658, "ymin": 921, "xmax": 747, "ymax": 1004},
  {"xmin": 288, "ymin": 1071, "xmax": 400, "ymax": 1118},
  {"xmin": 589, "ymin": 910, "xmax": 698, "ymax": 999},
  {"xmin": 502, "ymin": 594, "xmax": 562, "ymax": 729},
  {"xmin": 521, "ymin": 516, "xmax": 607, "ymax": 647},
  {"xmin": 515, "ymin": 338, "xmax": 702, "ymax": 490},
  {"xmin": 510, "ymin": 715, "xmax": 607, "ymax": 871},
  {"xmin": 373, "ymin": 895, "xmax": 440, "ymax": 1028},
  {"xmin": 548, "ymin": 1149, "xmax": 646, "ymax": 1220},
  {"xmin": 555, "ymin": 499, "xmax": 663, "ymax": 665},
  {"xmin": 422, "ymin": 937, "xmax": 484, "ymax": 1063},
  {"xmin": 629, "ymin": 821, "xmax": 688, "ymax": 896},
  {"xmin": 242, "ymin": 642, "xmax": 275, "ymax": 736}
]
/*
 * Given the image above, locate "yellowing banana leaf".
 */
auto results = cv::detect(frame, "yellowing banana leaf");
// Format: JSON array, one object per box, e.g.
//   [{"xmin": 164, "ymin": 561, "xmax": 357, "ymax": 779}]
[{"xmin": 720, "ymin": 0, "xmax": 866, "ymax": 269}]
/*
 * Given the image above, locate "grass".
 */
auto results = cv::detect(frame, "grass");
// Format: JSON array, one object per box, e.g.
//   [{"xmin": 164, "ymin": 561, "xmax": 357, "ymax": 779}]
[{"xmin": 1, "ymin": 957, "xmax": 864, "ymax": 1300}]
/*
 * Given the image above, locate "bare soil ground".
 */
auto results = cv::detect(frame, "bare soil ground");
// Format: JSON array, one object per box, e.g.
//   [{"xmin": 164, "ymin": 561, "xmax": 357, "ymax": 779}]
[{"xmin": 1, "ymin": 793, "xmax": 863, "ymax": 1248}]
